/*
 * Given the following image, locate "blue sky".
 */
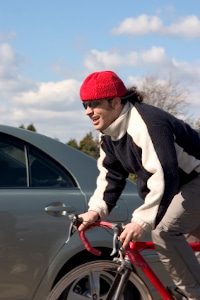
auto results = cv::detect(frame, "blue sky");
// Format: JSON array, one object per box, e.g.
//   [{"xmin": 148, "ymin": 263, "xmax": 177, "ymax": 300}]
[{"xmin": 0, "ymin": 0, "xmax": 200, "ymax": 142}]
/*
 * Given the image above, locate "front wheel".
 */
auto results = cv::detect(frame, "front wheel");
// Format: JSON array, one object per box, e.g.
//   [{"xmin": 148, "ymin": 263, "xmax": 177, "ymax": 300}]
[{"xmin": 48, "ymin": 260, "xmax": 152, "ymax": 300}]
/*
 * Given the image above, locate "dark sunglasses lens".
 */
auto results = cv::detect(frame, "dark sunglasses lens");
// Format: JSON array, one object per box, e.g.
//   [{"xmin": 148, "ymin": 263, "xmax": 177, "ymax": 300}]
[
  {"xmin": 90, "ymin": 100, "xmax": 101, "ymax": 108},
  {"xmin": 82, "ymin": 102, "xmax": 87, "ymax": 109},
  {"xmin": 82, "ymin": 100, "xmax": 101, "ymax": 109}
]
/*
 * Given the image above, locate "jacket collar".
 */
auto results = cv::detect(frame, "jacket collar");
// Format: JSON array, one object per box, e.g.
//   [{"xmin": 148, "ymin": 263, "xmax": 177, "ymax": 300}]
[{"xmin": 102, "ymin": 102, "xmax": 132, "ymax": 140}]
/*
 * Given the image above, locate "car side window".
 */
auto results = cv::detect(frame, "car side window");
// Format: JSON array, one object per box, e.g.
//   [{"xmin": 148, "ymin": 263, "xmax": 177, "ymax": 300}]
[
  {"xmin": 0, "ymin": 136, "xmax": 77, "ymax": 188},
  {"xmin": 0, "ymin": 138, "xmax": 27, "ymax": 187},
  {"xmin": 29, "ymin": 147, "xmax": 76, "ymax": 188}
]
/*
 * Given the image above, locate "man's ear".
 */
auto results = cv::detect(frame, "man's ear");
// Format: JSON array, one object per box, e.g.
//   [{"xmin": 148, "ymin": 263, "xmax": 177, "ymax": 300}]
[{"xmin": 112, "ymin": 97, "xmax": 121, "ymax": 108}]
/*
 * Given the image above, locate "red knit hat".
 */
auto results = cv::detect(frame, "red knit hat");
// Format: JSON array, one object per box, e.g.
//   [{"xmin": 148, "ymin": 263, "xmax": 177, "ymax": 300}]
[{"xmin": 80, "ymin": 71, "xmax": 127, "ymax": 101}]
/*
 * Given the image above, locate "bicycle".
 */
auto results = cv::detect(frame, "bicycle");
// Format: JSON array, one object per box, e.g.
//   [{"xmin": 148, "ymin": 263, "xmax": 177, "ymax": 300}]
[{"xmin": 48, "ymin": 214, "xmax": 200, "ymax": 300}]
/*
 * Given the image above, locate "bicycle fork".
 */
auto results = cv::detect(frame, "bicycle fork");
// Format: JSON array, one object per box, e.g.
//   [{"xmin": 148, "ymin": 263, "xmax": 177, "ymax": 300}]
[{"xmin": 106, "ymin": 257, "xmax": 132, "ymax": 300}]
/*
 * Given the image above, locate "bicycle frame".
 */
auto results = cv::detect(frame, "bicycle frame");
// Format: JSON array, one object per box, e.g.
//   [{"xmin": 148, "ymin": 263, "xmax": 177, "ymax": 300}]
[
  {"xmin": 77, "ymin": 219, "xmax": 200, "ymax": 300},
  {"xmin": 128, "ymin": 241, "xmax": 200, "ymax": 300}
]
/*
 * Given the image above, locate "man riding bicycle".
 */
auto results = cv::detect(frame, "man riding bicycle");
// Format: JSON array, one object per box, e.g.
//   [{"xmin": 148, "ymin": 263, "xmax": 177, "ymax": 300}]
[{"xmin": 77, "ymin": 70, "xmax": 200, "ymax": 300}]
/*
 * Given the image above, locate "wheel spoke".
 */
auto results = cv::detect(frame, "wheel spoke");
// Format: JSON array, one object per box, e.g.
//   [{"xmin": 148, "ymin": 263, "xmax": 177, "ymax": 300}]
[{"xmin": 88, "ymin": 269, "xmax": 102, "ymax": 298}]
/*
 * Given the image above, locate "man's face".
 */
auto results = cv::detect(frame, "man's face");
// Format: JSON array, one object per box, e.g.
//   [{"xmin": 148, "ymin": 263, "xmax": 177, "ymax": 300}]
[{"xmin": 83, "ymin": 98, "xmax": 122, "ymax": 131}]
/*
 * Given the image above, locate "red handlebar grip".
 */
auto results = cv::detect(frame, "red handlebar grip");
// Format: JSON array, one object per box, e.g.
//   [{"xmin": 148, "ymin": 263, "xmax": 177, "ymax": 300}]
[
  {"xmin": 78, "ymin": 221, "xmax": 114, "ymax": 256},
  {"xmin": 79, "ymin": 231, "xmax": 101, "ymax": 256}
]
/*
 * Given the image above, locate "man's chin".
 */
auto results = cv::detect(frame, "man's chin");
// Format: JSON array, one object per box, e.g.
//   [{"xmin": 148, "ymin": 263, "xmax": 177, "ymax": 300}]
[
  {"xmin": 93, "ymin": 123, "xmax": 105, "ymax": 131},
  {"xmin": 93, "ymin": 125, "xmax": 101, "ymax": 130}
]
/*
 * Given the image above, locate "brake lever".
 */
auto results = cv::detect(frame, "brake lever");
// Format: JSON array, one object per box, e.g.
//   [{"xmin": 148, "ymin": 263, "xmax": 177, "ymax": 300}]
[
  {"xmin": 69, "ymin": 214, "xmax": 83, "ymax": 228},
  {"xmin": 110, "ymin": 223, "xmax": 123, "ymax": 256},
  {"xmin": 65, "ymin": 214, "xmax": 83, "ymax": 243}
]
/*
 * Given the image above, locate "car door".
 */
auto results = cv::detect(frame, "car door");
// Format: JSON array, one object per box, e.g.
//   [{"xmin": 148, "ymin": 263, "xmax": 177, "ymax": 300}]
[{"xmin": 0, "ymin": 135, "xmax": 86, "ymax": 299}]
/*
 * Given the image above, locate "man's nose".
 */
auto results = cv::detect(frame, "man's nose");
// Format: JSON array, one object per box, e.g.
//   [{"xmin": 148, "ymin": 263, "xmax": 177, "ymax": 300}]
[{"xmin": 85, "ymin": 106, "xmax": 93, "ymax": 115}]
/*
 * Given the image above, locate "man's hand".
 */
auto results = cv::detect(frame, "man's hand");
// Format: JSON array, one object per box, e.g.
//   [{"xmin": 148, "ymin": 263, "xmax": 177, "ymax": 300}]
[
  {"xmin": 119, "ymin": 222, "xmax": 145, "ymax": 250},
  {"xmin": 77, "ymin": 211, "xmax": 99, "ymax": 231}
]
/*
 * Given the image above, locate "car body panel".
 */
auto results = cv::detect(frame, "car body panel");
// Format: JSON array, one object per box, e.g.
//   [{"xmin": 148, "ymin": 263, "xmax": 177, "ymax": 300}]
[{"xmin": 0, "ymin": 188, "xmax": 86, "ymax": 298}]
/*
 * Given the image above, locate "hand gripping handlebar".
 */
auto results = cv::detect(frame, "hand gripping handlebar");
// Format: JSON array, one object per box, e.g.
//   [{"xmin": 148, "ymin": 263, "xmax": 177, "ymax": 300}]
[{"xmin": 67, "ymin": 214, "xmax": 123, "ymax": 256}]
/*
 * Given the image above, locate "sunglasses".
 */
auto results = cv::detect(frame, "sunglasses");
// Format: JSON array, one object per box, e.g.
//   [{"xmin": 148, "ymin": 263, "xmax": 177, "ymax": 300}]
[
  {"xmin": 82, "ymin": 100, "xmax": 101, "ymax": 109},
  {"xmin": 82, "ymin": 98, "xmax": 113, "ymax": 110}
]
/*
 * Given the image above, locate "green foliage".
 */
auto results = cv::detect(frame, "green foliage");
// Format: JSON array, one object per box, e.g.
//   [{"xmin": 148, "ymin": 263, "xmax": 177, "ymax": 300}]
[
  {"xmin": 67, "ymin": 138, "xmax": 79, "ymax": 150},
  {"xmin": 27, "ymin": 123, "xmax": 36, "ymax": 132},
  {"xmin": 19, "ymin": 124, "xmax": 25, "ymax": 129},
  {"xmin": 67, "ymin": 132, "xmax": 100, "ymax": 159},
  {"xmin": 79, "ymin": 132, "xmax": 99, "ymax": 159},
  {"xmin": 128, "ymin": 173, "xmax": 137, "ymax": 182},
  {"xmin": 19, "ymin": 123, "xmax": 36, "ymax": 132}
]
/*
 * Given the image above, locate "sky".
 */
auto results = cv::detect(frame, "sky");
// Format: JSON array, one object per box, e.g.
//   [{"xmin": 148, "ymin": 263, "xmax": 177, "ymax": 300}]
[{"xmin": 0, "ymin": 0, "xmax": 200, "ymax": 143}]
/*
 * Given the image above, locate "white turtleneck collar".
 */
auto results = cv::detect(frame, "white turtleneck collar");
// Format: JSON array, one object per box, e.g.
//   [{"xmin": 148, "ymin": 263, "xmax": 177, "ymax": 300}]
[{"xmin": 102, "ymin": 102, "xmax": 132, "ymax": 141}]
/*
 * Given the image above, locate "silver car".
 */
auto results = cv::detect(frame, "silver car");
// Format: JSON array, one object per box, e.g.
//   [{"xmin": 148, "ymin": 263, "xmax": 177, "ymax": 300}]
[{"xmin": 0, "ymin": 124, "xmax": 171, "ymax": 299}]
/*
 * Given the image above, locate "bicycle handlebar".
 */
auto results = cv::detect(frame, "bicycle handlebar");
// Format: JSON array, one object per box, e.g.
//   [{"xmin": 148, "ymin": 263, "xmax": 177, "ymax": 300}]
[
  {"xmin": 67, "ymin": 214, "xmax": 200, "ymax": 255},
  {"xmin": 67, "ymin": 214, "xmax": 123, "ymax": 256}
]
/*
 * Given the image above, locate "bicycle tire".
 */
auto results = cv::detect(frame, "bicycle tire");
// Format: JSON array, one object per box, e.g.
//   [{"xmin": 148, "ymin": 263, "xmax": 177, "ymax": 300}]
[{"xmin": 48, "ymin": 260, "xmax": 152, "ymax": 300}]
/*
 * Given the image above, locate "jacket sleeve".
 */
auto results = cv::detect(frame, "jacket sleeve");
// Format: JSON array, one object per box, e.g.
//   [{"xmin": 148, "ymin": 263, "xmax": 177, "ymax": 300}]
[{"xmin": 88, "ymin": 134, "xmax": 129, "ymax": 219}]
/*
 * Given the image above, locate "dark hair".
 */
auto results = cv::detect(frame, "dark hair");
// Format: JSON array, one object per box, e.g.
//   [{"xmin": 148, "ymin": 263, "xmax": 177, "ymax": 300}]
[{"xmin": 120, "ymin": 86, "xmax": 143, "ymax": 105}]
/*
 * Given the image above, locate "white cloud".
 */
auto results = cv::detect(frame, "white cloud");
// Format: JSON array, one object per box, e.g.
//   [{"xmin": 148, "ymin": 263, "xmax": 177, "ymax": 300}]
[
  {"xmin": 0, "ymin": 43, "xmax": 18, "ymax": 79},
  {"xmin": 84, "ymin": 49, "xmax": 138, "ymax": 70},
  {"xmin": 111, "ymin": 15, "xmax": 162, "ymax": 35},
  {"xmin": 0, "ymin": 43, "xmax": 16, "ymax": 65},
  {"xmin": 165, "ymin": 15, "xmax": 200, "ymax": 38},
  {"xmin": 83, "ymin": 46, "xmax": 172, "ymax": 71},
  {"xmin": 141, "ymin": 47, "xmax": 168, "ymax": 64},
  {"xmin": 0, "ymin": 43, "xmax": 37, "ymax": 95},
  {"xmin": 111, "ymin": 14, "xmax": 200, "ymax": 39},
  {"xmin": 84, "ymin": 49, "xmax": 139, "ymax": 71},
  {"xmin": 11, "ymin": 79, "xmax": 81, "ymax": 110}
]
